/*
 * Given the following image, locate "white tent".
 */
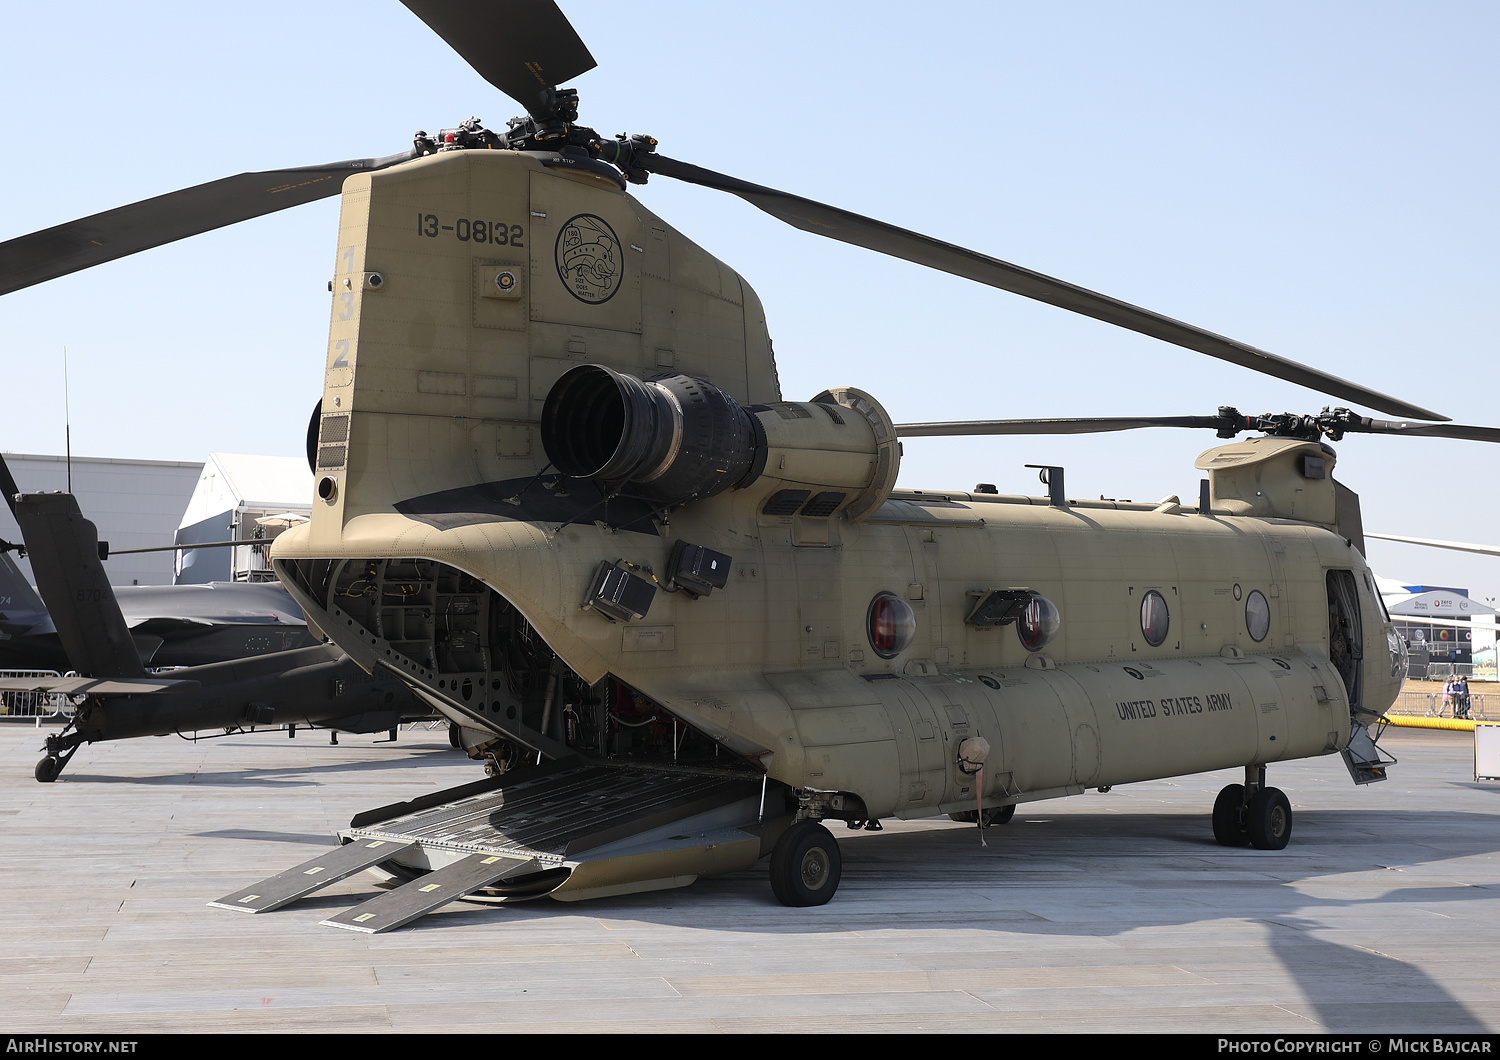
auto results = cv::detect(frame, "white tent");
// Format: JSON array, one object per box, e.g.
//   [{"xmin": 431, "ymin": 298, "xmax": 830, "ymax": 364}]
[{"xmin": 175, "ymin": 453, "xmax": 312, "ymax": 583}]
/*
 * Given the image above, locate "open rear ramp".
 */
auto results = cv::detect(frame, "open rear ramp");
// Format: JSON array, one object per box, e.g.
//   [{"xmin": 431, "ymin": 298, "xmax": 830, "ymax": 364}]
[
  {"xmin": 208, "ymin": 837, "xmax": 417, "ymax": 914},
  {"xmin": 212, "ymin": 759, "xmax": 773, "ymax": 932}
]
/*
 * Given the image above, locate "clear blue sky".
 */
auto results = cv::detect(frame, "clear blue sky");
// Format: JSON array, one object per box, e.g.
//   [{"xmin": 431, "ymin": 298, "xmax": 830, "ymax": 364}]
[{"xmin": 2, "ymin": 2, "xmax": 1497, "ymax": 600}]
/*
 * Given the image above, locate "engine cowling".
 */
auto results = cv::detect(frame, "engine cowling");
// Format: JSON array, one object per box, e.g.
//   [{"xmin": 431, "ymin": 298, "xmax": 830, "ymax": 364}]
[
  {"xmin": 540, "ymin": 365, "xmax": 900, "ymax": 519},
  {"xmin": 541, "ymin": 365, "xmax": 757, "ymax": 503}
]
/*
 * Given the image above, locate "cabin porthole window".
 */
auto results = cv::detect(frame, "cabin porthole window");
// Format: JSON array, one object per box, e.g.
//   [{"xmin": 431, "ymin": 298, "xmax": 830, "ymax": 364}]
[
  {"xmin": 867, "ymin": 592, "xmax": 917, "ymax": 659},
  {"xmin": 1140, "ymin": 590, "xmax": 1170, "ymax": 648},
  {"xmin": 1245, "ymin": 590, "xmax": 1271, "ymax": 642}
]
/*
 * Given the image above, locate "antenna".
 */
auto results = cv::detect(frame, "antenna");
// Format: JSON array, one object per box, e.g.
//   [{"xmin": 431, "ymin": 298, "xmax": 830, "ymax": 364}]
[{"xmin": 62, "ymin": 347, "xmax": 73, "ymax": 494}]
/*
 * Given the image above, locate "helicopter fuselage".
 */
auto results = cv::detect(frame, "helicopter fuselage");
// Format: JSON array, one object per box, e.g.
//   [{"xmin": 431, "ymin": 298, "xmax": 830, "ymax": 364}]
[
  {"xmin": 270, "ymin": 147, "xmax": 1401, "ymax": 826},
  {"xmin": 275, "ymin": 478, "xmax": 1397, "ymax": 821}
]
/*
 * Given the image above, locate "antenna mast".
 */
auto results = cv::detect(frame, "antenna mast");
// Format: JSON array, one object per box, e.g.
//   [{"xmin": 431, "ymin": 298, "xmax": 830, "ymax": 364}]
[{"xmin": 62, "ymin": 347, "xmax": 73, "ymax": 494}]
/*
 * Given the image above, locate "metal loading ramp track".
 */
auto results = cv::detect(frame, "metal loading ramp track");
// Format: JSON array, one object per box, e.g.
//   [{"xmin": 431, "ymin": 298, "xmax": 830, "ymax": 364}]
[{"xmin": 211, "ymin": 758, "xmax": 770, "ymax": 932}]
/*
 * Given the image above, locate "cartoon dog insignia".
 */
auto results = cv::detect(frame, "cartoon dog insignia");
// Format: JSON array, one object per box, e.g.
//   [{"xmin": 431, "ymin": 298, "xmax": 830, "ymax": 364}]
[{"xmin": 556, "ymin": 214, "xmax": 622, "ymax": 304}]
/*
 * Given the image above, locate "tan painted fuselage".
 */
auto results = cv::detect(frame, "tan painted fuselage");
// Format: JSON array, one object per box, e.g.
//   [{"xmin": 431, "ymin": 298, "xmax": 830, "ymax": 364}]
[{"xmin": 272, "ymin": 148, "xmax": 1401, "ymax": 823}]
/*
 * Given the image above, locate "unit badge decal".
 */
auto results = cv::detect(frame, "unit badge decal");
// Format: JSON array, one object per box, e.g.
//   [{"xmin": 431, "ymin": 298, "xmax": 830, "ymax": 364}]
[{"xmin": 555, "ymin": 213, "xmax": 622, "ymax": 304}]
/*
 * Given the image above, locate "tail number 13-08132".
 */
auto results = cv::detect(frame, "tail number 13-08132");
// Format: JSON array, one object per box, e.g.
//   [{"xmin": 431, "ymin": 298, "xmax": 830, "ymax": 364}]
[{"xmin": 417, "ymin": 213, "xmax": 525, "ymax": 247}]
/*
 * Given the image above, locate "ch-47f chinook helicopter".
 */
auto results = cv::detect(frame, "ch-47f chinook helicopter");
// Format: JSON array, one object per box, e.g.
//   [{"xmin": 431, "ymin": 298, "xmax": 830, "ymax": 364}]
[{"xmin": 5, "ymin": 0, "xmax": 1500, "ymax": 931}]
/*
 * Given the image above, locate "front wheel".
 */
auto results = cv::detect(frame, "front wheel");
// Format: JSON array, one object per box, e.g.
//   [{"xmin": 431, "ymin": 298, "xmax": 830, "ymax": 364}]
[
  {"xmin": 35, "ymin": 756, "xmax": 61, "ymax": 783},
  {"xmin": 1212, "ymin": 784, "xmax": 1248, "ymax": 846},
  {"xmin": 1245, "ymin": 787, "xmax": 1292, "ymax": 850},
  {"xmin": 769, "ymin": 820, "xmax": 842, "ymax": 907}
]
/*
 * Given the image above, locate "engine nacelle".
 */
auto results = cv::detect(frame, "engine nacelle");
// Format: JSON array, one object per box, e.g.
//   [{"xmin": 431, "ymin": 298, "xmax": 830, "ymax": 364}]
[
  {"xmin": 541, "ymin": 364, "xmax": 756, "ymax": 503},
  {"xmin": 539, "ymin": 366, "xmax": 900, "ymax": 520}
]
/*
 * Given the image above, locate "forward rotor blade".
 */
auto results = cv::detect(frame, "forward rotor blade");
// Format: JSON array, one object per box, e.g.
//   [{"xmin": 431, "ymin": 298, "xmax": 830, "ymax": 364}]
[
  {"xmin": 1339, "ymin": 419, "xmax": 1500, "ymax": 443},
  {"xmin": 642, "ymin": 152, "xmax": 1445, "ymax": 422},
  {"xmin": 400, "ymin": 0, "xmax": 596, "ymax": 116},
  {"xmin": 1366, "ymin": 533, "xmax": 1500, "ymax": 558},
  {"xmin": 896, "ymin": 415, "xmax": 1222, "ymax": 438},
  {"xmin": 0, "ymin": 151, "xmax": 417, "ymax": 297}
]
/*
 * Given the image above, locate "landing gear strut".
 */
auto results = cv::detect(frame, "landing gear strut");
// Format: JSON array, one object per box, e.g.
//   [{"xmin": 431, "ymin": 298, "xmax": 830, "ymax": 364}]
[
  {"xmin": 1213, "ymin": 767, "xmax": 1292, "ymax": 850},
  {"xmin": 35, "ymin": 719, "xmax": 85, "ymax": 783},
  {"xmin": 769, "ymin": 820, "xmax": 842, "ymax": 907}
]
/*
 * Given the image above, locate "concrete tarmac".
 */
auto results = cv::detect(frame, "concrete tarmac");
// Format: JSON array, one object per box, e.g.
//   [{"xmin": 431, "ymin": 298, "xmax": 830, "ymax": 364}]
[{"xmin": 2, "ymin": 722, "xmax": 1497, "ymax": 1034}]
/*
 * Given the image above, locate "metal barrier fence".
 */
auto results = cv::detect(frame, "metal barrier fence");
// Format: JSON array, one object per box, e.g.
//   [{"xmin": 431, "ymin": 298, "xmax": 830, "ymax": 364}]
[
  {"xmin": 1424, "ymin": 662, "xmax": 1474, "ymax": 681},
  {"xmin": 0, "ymin": 684, "xmax": 449, "ymax": 735},
  {"xmin": 0, "ymin": 671, "xmax": 72, "ymax": 721},
  {"xmin": 1390, "ymin": 690, "xmax": 1490, "ymax": 720}
]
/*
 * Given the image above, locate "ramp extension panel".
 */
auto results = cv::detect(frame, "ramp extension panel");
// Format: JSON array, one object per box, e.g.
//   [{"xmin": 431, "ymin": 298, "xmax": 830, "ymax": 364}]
[{"xmin": 212, "ymin": 759, "xmax": 769, "ymax": 932}]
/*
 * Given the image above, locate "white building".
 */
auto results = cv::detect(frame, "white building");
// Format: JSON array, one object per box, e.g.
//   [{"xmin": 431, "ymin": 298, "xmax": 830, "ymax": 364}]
[
  {"xmin": 0, "ymin": 452, "xmax": 202, "ymax": 587},
  {"xmin": 1378, "ymin": 576, "xmax": 1499, "ymax": 679}
]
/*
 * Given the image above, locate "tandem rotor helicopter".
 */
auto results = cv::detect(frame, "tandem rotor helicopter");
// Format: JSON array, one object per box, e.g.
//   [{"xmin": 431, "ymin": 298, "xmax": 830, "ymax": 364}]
[{"xmin": 3, "ymin": 1, "xmax": 1498, "ymax": 931}]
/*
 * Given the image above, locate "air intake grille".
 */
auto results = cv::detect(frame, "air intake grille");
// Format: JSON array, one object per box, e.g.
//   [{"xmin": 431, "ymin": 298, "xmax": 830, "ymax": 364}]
[
  {"xmin": 762, "ymin": 489, "xmax": 810, "ymax": 516},
  {"xmin": 318, "ymin": 413, "xmax": 350, "ymax": 469},
  {"xmin": 800, "ymin": 491, "xmax": 846, "ymax": 518}
]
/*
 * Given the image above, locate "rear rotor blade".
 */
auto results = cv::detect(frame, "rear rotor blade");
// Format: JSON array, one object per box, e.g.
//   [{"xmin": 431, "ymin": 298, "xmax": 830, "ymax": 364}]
[
  {"xmin": 896, "ymin": 408, "xmax": 1500, "ymax": 443},
  {"xmin": 0, "ymin": 151, "xmax": 416, "ymax": 296},
  {"xmin": 896, "ymin": 415, "xmax": 1223, "ymax": 438},
  {"xmin": 1366, "ymin": 533, "xmax": 1500, "ymax": 558},
  {"xmin": 643, "ymin": 152, "xmax": 1444, "ymax": 423},
  {"xmin": 400, "ymin": 0, "xmax": 596, "ymax": 116}
]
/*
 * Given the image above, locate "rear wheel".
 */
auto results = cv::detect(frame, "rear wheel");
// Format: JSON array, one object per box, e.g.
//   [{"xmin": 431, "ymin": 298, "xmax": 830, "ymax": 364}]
[
  {"xmin": 1212, "ymin": 784, "xmax": 1248, "ymax": 846},
  {"xmin": 35, "ymin": 756, "xmax": 60, "ymax": 783},
  {"xmin": 1246, "ymin": 787, "xmax": 1292, "ymax": 850},
  {"xmin": 770, "ymin": 820, "xmax": 841, "ymax": 907},
  {"xmin": 986, "ymin": 804, "xmax": 1017, "ymax": 826},
  {"xmin": 948, "ymin": 804, "xmax": 1017, "ymax": 827}
]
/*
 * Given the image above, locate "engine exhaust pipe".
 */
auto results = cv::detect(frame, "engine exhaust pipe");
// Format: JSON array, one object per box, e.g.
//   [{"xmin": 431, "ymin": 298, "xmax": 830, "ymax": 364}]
[{"xmin": 540, "ymin": 365, "xmax": 758, "ymax": 503}]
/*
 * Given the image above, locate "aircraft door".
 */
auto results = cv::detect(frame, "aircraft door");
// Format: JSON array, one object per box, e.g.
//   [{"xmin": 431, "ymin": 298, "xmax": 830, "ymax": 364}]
[{"xmin": 1326, "ymin": 569, "xmax": 1364, "ymax": 715}]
